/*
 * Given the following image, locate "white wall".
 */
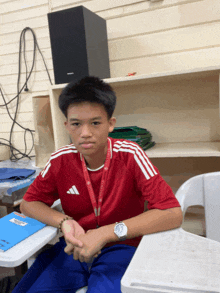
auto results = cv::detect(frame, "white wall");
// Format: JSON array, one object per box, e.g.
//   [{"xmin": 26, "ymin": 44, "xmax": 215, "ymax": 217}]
[{"xmin": 1, "ymin": 0, "xmax": 220, "ymax": 159}]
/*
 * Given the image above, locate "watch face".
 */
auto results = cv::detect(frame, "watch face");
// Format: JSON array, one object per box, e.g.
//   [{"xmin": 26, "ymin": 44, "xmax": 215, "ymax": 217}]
[
  {"xmin": 115, "ymin": 223, "xmax": 127, "ymax": 239},
  {"xmin": 115, "ymin": 223, "xmax": 124, "ymax": 236}
]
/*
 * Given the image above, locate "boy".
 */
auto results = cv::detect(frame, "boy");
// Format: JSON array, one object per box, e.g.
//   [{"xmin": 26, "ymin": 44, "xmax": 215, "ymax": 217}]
[{"xmin": 13, "ymin": 76, "xmax": 182, "ymax": 293}]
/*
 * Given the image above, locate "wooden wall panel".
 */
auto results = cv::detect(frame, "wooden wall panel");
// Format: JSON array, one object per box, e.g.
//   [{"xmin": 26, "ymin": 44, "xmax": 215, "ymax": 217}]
[
  {"xmin": 1, "ymin": 16, "xmax": 48, "ymax": 35},
  {"xmin": 2, "ymin": 5, "xmax": 48, "ymax": 24},
  {"xmin": 1, "ymin": 27, "xmax": 49, "ymax": 47},
  {"xmin": 1, "ymin": 0, "xmax": 48, "ymax": 14},
  {"xmin": 0, "ymin": 131, "xmax": 35, "ymax": 149},
  {"xmin": 109, "ymin": 21, "xmax": 220, "ymax": 61},
  {"xmin": 52, "ymin": 0, "xmax": 143, "ymax": 12},
  {"xmin": 1, "ymin": 58, "xmax": 53, "ymax": 76},
  {"xmin": 110, "ymin": 46, "xmax": 220, "ymax": 77},
  {"xmin": 0, "ymin": 121, "xmax": 35, "ymax": 134},
  {"xmin": 107, "ymin": 0, "xmax": 220, "ymax": 40}
]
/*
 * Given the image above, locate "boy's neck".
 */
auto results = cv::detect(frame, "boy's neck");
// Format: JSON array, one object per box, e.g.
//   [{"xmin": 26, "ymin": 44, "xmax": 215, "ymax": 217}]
[
  {"xmin": 84, "ymin": 143, "xmax": 108, "ymax": 170},
  {"xmin": 85, "ymin": 157, "xmax": 105, "ymax": 170}
]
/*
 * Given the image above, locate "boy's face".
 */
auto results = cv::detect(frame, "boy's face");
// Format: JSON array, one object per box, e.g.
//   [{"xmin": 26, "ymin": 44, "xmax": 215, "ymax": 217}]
[{"xmin": 64, "ymin": 102, "xmax": 116, "ymax": 158}]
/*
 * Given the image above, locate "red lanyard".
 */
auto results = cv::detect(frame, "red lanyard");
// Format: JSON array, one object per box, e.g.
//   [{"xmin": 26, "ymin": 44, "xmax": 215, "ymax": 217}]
[{"xmin": 82, "ymin": 138, "xmax": 111, "ymax": 227}]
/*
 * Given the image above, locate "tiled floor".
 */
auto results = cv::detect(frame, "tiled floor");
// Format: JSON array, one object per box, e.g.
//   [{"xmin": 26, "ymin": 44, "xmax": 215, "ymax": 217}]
[{"xmin": 0, "ymin": 205, "xmax": 206, "ymax": 280}]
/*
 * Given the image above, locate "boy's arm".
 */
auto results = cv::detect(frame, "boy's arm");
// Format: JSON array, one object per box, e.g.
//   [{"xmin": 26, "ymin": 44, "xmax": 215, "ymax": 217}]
[
  {"xmin": 73, "ymin": 206, "xmax": 182, "ymax": 263},
  {"xmin": 20, "ymin": 200, "xmax": 68, "ymax": 228},
  {"xmin": 103, "ymin": 206, "xmax": 182, "ymax": 242},
  {"xmin": 20, "ymin": 199, "xmax": 85, "ymax": 248}
]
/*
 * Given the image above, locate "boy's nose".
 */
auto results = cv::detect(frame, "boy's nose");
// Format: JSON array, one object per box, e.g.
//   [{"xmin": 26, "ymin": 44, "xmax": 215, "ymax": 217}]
[{"xmin": 81, "ymin": 125, "xmax": 92, "ymax": 137}]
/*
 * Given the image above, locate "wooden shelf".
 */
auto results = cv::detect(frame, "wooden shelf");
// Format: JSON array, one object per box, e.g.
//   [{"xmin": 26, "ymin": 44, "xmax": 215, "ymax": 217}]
[
  {"xmin": 50, "ymin": 65, "xmax": 220, "ymax": 90},
  {"xmin": 49, "ymin": 66, "xmax": 220, "ymax": 159},
  {"xmin": 146, "ymin": 142, "xmax": 220, "ymax": 158}
]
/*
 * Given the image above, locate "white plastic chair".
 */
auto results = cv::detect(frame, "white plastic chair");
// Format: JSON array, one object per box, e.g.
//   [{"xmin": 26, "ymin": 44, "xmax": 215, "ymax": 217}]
[{"xmin": 175, "ymin": 171, "xmax": 220, "ymax": 242}]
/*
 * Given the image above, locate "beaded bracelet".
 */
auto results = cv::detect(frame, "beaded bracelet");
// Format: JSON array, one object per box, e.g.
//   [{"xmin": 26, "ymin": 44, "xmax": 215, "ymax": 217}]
[{"xmin": 58, "ymin": 216, "xmax": 73, "ymax": 232}]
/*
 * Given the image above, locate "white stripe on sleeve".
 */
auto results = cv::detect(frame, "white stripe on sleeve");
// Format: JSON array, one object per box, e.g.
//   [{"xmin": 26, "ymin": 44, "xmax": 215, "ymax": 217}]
[
  {"xmin": 113, "ymin": 140, "xmax": 157, "ymax": 180},
  {"xmin": 42, "ymin": 163, "xmax": 51, "ymax": 178}
]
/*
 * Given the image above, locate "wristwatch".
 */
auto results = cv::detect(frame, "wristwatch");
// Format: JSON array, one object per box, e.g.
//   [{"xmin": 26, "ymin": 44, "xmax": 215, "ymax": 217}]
[{"xmin": 114, "ymin": 222, "xmax": 128, "ymax": 241}]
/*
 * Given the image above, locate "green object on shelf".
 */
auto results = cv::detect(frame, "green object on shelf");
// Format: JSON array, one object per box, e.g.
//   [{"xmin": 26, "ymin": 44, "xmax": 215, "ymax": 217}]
[
  {"xmin": 128, "ymin": 136, "xmax": 152, "ymax": 145},
  {"xmin": 109, "ymin": 126, "xmax": 149, "ymax": 138},
  {"xmin": 142, "ymin": 141, "xmax": 156, "ymax": 151},
  {"xmin": 109, "ymin": 126, "xmax": 155, "ymax": 150}
]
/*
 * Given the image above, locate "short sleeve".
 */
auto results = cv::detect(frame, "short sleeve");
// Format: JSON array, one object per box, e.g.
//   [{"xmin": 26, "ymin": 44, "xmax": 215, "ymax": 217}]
[
  {"xmin": 132, "ymin": 144, "xmax": 180, "ymax": 210},
  {"xmin": 23, "ymin": 160, "xmax": 59, "ymax": 207}
]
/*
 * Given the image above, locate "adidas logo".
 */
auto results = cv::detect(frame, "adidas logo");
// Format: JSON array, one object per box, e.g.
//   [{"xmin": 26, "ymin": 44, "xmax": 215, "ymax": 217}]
[{"xmin": 67, "ymin": 185, "xmax": 79, "ymax": 195}]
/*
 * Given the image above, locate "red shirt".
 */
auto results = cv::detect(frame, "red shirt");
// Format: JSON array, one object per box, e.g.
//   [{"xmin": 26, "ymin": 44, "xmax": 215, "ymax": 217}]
[{"xmin": 24, "ymin": 138, "xmax": 180, "ymax": 247}]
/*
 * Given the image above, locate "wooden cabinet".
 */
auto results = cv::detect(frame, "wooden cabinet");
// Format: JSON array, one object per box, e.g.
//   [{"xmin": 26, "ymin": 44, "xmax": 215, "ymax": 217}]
[{"xmin": 49, "ymin": 66, "xmax": 220, "ymax": 192}]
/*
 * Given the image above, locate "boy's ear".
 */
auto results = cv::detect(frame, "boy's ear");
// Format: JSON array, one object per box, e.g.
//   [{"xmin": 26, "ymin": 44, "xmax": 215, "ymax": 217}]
[
  {"xmin": 64, "ymin": 120, "xmax": 70, "ymax": 132},
  {"xmin": 109, "ymin": 117, "xmax": 116, "ymax": 133}
]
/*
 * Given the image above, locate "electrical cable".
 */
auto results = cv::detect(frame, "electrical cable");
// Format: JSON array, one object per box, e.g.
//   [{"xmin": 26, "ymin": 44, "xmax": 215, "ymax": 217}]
[
  {"xmin": 0, "ymin": 138, "xmax": 34, "ymax": 159},
  {"xmin": 0, "ymin": 27, "xmax": 53, "ymax": 162},
  {"xmin": 0, "ymin": 28, "xmax": 52, "ymax": 107}
]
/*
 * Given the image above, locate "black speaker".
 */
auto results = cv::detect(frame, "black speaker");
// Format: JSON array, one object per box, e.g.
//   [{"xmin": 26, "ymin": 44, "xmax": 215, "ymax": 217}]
[{"xmin": 48, "ymin": 6, "xmax": 110, "ymax": 84}]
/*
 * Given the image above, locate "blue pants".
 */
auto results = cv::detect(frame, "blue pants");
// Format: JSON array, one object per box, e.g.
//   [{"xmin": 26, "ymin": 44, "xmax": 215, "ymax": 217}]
[{"xmin": 12, "ymin": 237, "xmax": 136, "ymax": 293}]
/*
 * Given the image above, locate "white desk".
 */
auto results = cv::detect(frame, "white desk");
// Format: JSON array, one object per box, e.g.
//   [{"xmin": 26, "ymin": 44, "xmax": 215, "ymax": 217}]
[
  {"xmin": 0, "ymin": 225, "xmax": 58, "ymax": 267},
  {"xmin": 0, "ymin": 199, "xmax": 61, "ymax": 268},
  {"xmin": 121, "ymin": 228, "xmax": 220, "ymax": 293}
]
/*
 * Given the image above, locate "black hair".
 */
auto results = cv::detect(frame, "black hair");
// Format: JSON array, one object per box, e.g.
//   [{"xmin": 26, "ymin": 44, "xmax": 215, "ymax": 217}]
[{"xmin": 58, "ymin": 76, "xmax": 116, "ymax": 119}]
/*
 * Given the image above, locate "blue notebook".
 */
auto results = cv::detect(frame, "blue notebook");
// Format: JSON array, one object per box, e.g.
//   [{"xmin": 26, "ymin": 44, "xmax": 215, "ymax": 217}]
[{"xmin": 0, "ymin": 212, "xmax": 46, "ymax": 252}]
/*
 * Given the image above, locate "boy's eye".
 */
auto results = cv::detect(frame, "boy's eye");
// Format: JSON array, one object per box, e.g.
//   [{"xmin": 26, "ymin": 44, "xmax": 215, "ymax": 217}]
[
  {"xmin": 92, "ymin": 121, "xmax": 100, "ymax": 125},
  {"xmin": 71, "ymin": 122, "xmax": 80, "ymax": 126}
]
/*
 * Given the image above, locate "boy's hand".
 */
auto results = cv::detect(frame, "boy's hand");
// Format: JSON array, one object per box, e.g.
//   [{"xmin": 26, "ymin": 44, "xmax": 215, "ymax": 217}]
[
  {"xmin": 62, "ymin": 221, "xmax": 101, "ymax": 260},
  {"xmin": 73, "ymin": 228, "xmax": 107, "ymax": 263},
  {"xmin": 62, "ymin": 219, "xmax": 85, "ymax": 254}
]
